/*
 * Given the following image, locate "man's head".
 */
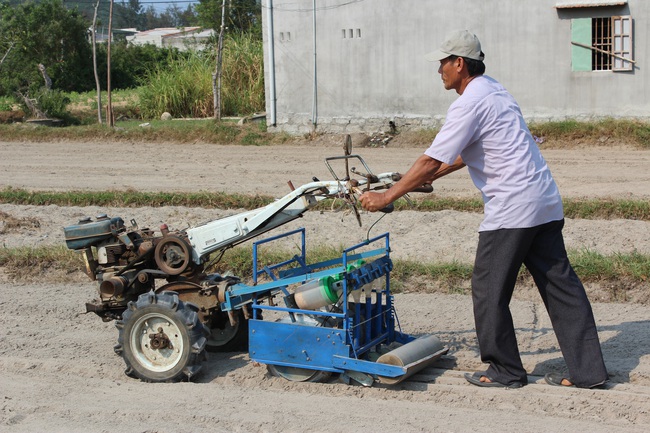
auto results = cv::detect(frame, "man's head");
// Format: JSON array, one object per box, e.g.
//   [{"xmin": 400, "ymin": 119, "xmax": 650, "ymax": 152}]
[{"xmin": 426, "ymin": 30, "xmax": 486, "ymax": 94}]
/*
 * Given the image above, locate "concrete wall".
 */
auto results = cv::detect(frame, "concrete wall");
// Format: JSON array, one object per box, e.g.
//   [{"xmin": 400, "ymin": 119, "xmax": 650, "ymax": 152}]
[{"xmin": 262, "ymin": 0, "xmax": 650, "ymax": 134}]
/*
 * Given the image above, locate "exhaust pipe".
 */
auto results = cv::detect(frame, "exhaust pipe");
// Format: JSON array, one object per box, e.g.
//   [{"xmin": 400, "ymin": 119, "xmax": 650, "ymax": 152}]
[{"xmin": 99, "ymin": 276, "xmax": 129, "ymax": 298}]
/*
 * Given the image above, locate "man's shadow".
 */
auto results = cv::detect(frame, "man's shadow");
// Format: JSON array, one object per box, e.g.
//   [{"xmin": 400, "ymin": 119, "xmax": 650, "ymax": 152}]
[{"xmin": 528, "ymin": 320, "xmax": 650, "ymax": 383}]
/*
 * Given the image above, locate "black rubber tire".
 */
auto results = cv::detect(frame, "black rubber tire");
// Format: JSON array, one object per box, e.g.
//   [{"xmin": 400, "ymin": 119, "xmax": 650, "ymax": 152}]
[
  {"xmin": 114, "ymin": 291, "xmax": 209, "ymax": 382},
  {"xmin": 267, "ymin": 364, "xmax": 332, "ymax": 383},
  {"xmin": 206, "ymin": 309, "xmax": 249, "ymax": 352}
]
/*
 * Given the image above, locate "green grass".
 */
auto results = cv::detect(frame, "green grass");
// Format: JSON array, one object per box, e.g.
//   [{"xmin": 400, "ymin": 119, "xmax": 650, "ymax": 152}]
[
  {"xmin": 0, "ymin": 118, "xmax": 294, "ymax": 145},
  {"xmin": 571, "ymin": 249, "xmax": 650, "ymax": 281},
  {"xmin": 2, "ymin": 188, "xmax": 648, "ymax": 220},
  {"xmin": 406, "ymin": 197, "xmax": 484, "ymax": 213},
  {"xmin": 1, "ymin": 245, "xmax": 647, "ymax": 302},
  {"xmin": 206, "ymin": 243, "xmax": 345, "ymax": 277},
  {"xmin": 528, "ymin": 119, "xmax": 650, "ymax": 149},
  {"xmin": 562, "ymin": 198, "xmax": 650, "ymax": 220},
  {"xmin": 0, "ymin": 245, "xmax": 75, "ymax": 279},
  {"xmin": 0, "ymin": 187, "xmax": 274, "ymax": 209},
  {"xmin": 67, "ymin": 89, "xmax": 137, "ymax": 112},
  {"xmin": 4, "ymin": 90, "xmax": 650, "ymax": 149},
  {"xmin": 0, "ymin": 97, "xmax": 14, "ymax": 111}
]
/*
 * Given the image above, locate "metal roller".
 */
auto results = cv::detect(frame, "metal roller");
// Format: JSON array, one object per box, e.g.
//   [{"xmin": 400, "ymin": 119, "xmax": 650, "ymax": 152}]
[{"xmin": 376, "ymin": 335, "xmax": 447, "ymax": 385}]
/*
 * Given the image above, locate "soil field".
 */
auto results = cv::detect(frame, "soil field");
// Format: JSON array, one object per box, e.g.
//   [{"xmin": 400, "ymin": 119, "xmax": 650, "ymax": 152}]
[{"xmin": 1, "ymin": 139, "xmax": 649, "ymax": 433}]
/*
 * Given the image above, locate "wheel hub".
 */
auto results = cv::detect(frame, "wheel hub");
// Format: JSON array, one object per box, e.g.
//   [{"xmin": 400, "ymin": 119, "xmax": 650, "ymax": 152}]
[{"xmin": 149, "ymin": 327, "xmax": 173, "ymax": 350}]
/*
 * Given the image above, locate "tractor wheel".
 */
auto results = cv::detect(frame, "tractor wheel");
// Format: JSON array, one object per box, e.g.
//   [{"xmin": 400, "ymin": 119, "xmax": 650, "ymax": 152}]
[
  {"xmin": 206, "ymin": 309, "xmax": 249, "ymax": 352},
  {"xmin": 114, "ymin": 291, "xmax": 209, "ymax": 382},
  {"xmin": 267, "ymin": 364, "xmax": 332, "ymax": 383}
]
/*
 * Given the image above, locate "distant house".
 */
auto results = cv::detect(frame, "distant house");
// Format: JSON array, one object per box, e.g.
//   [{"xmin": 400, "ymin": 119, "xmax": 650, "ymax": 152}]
[
  {"xmin": 89, "ymin": 27, "xmax": 137, "ymax": 43},
  {"xmin": 126, "ymin": 27, "xmax": 215, "ymax": 51},
  {"xmin": 261, "ymin": 0, "xmax": 650, "ymax": 134}
]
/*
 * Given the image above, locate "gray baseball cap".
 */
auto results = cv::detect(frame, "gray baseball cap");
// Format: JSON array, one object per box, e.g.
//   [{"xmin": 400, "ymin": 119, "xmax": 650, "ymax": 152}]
[{"xmin": 425, "ymin": 30, "xmax": 485, "ymax": 62}]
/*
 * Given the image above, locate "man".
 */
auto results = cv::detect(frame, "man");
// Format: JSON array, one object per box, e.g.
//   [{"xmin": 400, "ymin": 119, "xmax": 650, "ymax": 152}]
[{"xmin": 359, "ymin": 30, "xmax": 608, "ymax": 389}]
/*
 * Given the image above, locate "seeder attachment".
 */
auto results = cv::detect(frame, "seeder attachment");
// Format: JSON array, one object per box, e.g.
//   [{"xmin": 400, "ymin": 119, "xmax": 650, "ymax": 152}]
[{"xmin": 223, "ymin": 228, "xmax": 448, "ymax": 386}]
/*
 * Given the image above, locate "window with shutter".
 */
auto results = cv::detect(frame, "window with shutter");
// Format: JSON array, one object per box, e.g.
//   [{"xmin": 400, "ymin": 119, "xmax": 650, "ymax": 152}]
[{"xmin": 570, "ymin": 15, "xmax": 634, "ymax": 72}]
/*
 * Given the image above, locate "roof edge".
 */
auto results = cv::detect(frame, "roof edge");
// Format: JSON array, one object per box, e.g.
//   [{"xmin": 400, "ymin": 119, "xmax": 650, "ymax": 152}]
[{"xmin": 555, "ymin": 0, "xmax": 627, "ymax": 8}]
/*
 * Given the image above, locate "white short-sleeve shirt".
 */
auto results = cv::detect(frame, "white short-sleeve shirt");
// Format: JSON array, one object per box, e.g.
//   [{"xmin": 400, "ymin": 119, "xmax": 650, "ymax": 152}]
[{"xmin": 424, "ymin": 75, "xmax": 563, "ymax": 231}]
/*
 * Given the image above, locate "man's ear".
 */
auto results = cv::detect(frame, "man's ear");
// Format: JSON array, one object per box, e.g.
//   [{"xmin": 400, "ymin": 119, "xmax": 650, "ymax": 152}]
[{"xmin": 455, "ymin": 57, "xmax": 465, "ymax": 71}]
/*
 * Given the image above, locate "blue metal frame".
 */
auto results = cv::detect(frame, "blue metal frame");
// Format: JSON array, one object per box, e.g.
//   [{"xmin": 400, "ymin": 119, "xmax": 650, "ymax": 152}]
[{"xmin": 220, "ymin": 228, "xmax": 417, "ymax": 379}]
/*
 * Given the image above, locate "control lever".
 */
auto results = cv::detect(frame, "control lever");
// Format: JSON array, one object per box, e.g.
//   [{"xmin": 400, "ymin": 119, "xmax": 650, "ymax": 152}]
[
  {"xmin": 343, "ymin": 135, "xmax": 352, "ymax": 181},
  {"xmin": 350, "ymin": 167, "xmax": 379, "ymax": 184},
  {"xmin": 349, "ymin": 179, "xmax": 394, "ymax": 213}
]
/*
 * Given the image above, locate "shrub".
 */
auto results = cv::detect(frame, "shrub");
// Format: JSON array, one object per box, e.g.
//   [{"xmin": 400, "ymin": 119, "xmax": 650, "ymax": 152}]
[
  {"xmin": 137, "ymin": 32, "xmax": 265, "ymax": 119},
  {"xmin": 36, "ymin": 90, "xmax": 71, "ymax": 119}
]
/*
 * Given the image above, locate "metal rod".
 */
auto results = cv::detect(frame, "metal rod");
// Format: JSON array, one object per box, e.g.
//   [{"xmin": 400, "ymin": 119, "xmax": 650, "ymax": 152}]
[
  {"xmin": 312, "ymin": 0, "xmax": 318, "ymax": 127},
  {"xmin": 571, "ymin": 40, "xmax": 636, "ymax": 64}
]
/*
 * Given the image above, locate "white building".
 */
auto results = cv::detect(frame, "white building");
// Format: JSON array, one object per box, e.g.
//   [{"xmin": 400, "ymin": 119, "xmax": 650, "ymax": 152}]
[
  {"xmin": 126, "ymin": 27, "xmax": 214, "ymax": 51},
  {"xmin": 261, "ymin": 0, "xmax": 649, "ymax": 134}
]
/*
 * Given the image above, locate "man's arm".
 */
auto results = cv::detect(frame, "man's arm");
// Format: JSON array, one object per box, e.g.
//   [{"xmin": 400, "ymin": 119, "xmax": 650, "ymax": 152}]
[
  {"xmin": 429, "ymin": 155, "xmax": 465, "ymax": 182},
  {"xmin": 359, "ymin": 154, "xmax": 465, "ymax": 212}
]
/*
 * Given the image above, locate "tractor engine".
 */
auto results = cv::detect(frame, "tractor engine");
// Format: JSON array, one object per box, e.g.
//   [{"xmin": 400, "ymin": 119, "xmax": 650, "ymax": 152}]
[
  {"xmin": 64, "ymin": 214, "xmax": 163, "ymax": 320},
  {"xmin": 63, "ymin": 214, "xmax": 248, "ymax": 352}
]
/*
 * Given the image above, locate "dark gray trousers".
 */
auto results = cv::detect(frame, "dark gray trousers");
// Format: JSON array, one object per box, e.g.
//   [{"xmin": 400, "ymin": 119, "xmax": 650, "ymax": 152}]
[{"xmin": 471, "ymin": 219, "xmax": 608, "ymax": 388}]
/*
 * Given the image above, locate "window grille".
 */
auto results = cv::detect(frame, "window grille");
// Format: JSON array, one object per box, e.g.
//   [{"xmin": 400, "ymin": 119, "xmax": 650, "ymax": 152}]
[{"xmin": 592, "ymin": 17, "xmax": 611, "ymax": 71}]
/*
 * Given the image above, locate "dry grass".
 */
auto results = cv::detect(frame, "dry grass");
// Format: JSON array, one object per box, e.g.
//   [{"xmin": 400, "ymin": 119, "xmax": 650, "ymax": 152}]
[{"xmin": 0, "ymin": 210, "xmax": 41, "ymax": 233}]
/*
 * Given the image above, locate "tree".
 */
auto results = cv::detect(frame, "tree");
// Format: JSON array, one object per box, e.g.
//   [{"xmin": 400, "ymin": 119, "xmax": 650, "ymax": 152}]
[
  {"xmin": 119, "ymin": 0, "xmax": 145, "ymax": 30},
  {"xmin": 196, "ymin": 0, "xmax": 261, "ymax": 35},
  {"xmin": 144, "ymin": 4, "xmax": 199, "ymax": 29},
  {"xmin": 143, "ymin": 5, "xmax": 169, "ymax": 28},
  {"xmin": 0, "ymin": 0, "xmax": 93, "ymax": 95},
  {"xmin": 175, "ymin": 4, "xmax": 200, "ymax": 27}
]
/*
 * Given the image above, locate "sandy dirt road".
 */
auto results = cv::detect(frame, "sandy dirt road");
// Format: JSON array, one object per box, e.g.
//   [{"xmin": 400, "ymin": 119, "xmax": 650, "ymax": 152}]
[
  {"xmin": 1, "ymin": 139, "xmax": 649, "ymax": 433},
  {"xmin": 1, "ymin": 140, "xmax": 649, "ymax": 199}
]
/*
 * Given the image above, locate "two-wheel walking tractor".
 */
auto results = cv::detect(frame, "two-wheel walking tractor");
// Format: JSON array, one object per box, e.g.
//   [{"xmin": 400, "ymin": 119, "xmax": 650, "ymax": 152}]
[{"xmin": 63, "ymin": 138, "xmax": 447, "ymax": 385}]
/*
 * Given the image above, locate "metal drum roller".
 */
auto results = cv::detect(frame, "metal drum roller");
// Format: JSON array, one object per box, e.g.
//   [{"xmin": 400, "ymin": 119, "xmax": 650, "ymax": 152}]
[{"xmin": 376, "ymin": 335, "xmax": 448, "ymax": 385}]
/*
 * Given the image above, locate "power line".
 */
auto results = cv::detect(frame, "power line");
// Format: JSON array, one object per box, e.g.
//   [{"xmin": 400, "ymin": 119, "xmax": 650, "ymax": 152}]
[
  {"xmin": 62, "ymin": 0, "xmax": 199, "ymax": 6},
  {"xmin": 67, "ymin": 1, "xmax": 198, "ymax": 3},
  {"xmin": 67, "ymin": 0, "xmax": 366, "ymax": 11},
  {"xmin": 261, "ymin": 0, "xmax": 366, "ymax": 13}
]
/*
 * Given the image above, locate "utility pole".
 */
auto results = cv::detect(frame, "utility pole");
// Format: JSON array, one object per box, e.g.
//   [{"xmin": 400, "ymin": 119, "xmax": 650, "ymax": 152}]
[
  {"xmin": 213, "ymin": 0, "xmax": 227, "ymax": 120},
  {"xmin": 311, "ymin": 0, "xmax": 318, "ymax": 130},
  {"xmin": 106, "ymin": 0, "xmax": 115, "ymax": 127}
]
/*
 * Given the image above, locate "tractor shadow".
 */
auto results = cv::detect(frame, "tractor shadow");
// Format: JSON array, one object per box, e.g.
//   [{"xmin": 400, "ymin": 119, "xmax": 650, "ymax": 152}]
[
  {"xmin": 193, "ymin": 320, "xmax": 650, "ymax": 386},
  {"xmin": 196, "ymin": 350, "xmax": 251, "ymax": 383}
]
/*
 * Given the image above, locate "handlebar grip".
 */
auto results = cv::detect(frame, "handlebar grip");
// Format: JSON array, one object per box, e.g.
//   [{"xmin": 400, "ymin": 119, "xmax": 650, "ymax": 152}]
[
  {"xmin": 379, "ymin": 203, "xmax": 394, "ymax": 213},
  {"xmin": 411, "ymin": 184, "xmax": 434, "ymax": 193}
]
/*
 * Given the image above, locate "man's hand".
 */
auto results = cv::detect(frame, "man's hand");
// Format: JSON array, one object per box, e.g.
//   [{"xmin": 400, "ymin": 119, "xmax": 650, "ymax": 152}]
[
  {"xmin": 359, "ymin": 191, "xmax": 390, "ymax": 212},
  {"xmin": 358, "ymin": 154, "xmax": 456, "ymax": 213}
]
